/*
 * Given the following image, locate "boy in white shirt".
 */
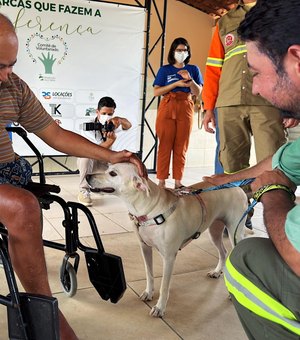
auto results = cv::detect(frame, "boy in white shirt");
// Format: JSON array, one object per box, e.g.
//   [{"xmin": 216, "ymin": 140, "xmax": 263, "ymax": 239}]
[{"xmin": 78, "ymin": 96, "xmax": 131, "ymax": 206}]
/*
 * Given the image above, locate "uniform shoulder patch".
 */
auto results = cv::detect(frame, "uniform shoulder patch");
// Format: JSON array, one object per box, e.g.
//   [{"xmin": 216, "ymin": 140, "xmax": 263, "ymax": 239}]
[{"xmin": 225, "ymin": 33, "xmax": 235, "ymax": 47}]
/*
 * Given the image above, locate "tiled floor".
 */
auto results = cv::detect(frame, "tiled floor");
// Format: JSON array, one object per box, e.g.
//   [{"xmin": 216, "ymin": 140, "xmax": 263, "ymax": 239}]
[{"xmin": 0, "ymin": 166, "xmax": 268, "ymax": 339}]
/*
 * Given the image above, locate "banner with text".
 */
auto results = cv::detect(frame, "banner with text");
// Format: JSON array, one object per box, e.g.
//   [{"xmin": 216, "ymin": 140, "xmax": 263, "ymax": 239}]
[{"xmin": 1, "ymin": 0, "xmax": 145, "ymax": 155}]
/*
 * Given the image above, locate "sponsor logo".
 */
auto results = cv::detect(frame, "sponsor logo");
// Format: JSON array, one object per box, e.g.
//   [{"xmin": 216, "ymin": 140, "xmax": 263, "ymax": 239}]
[
  {"xmin": 40, "ymin": 90, "xmax": 74, "ymax": 101},
  {"xmin": 85, "ymin": 108, "xmax": 96, "ymax": 116},
  {"xmin": 52, "ymin": 91, "xmax": 73, "ymax": 98},
  {"xmin": 49, "ymin": 104, "xmax": 62, "ymax": 117},
  {"xmin": 26, "ymin": 33, "xmax": 68, "ymax": 81},
  {"xmin": 42, "ymin": 91, "xmax": 52, "ymax": 100}
]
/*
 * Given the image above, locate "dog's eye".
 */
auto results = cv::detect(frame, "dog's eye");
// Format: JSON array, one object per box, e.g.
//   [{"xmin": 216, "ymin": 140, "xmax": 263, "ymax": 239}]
[{"xmin": 109, "ymin": 171, "xmax": 118, "ymax": 177}]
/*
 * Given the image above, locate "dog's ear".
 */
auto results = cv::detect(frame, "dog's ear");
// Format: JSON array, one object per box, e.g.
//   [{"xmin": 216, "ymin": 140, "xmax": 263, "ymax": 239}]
[{"xmin": 133, "ymin": 176, "xmax": 150, "ymax": 195}]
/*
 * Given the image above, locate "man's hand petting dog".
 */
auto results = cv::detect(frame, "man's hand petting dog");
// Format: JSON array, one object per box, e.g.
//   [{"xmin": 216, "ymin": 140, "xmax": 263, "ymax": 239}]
[{"xmin": 109, "ymin": 151, "xmax": 147, "ymax": 179}]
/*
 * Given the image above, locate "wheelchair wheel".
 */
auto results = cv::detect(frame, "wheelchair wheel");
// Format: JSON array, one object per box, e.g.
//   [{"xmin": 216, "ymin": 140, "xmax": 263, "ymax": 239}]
[{"xmin": 60, "ymin": 261, "xmax": 77, "ymax": 297}]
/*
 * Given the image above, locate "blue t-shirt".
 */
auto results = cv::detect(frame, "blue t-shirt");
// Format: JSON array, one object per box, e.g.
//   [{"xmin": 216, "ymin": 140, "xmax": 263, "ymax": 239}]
[{"xmin": 153, "ymin": 64, "xmax": 203, "ymax": 93}]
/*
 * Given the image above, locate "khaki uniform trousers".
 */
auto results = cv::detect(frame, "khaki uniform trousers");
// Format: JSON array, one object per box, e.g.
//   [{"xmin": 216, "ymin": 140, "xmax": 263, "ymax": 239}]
[
  {"xmin": 156, "ymin": 92, "xmax": 194, "ymax": 180},
  {"xmin": 218, "ymin": 105, "xmax": 286, "ymax": 173}
]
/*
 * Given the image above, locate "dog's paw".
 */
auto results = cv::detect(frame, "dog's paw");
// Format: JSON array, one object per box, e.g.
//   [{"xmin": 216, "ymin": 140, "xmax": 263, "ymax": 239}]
[
  {"xmin": 207, "ymin": 270, "xmax": 222, "ymax": 279},
  {"xmin": 140, "ymin": 291, "xmax": 153, "ymax": 301},
  {"xmin": 150, "ymin": 305, "xmax": 164, "ymax": 318}
]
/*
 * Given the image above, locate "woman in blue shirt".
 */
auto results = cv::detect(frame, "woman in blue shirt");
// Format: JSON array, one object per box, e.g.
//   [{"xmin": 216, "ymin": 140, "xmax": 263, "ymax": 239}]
[{"xmin": 153, "ymin": 37, "xmax": 203, "ymax": 188}]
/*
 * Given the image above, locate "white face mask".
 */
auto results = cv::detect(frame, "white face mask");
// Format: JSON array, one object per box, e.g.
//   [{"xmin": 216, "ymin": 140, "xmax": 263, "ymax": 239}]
[
  {"xmin": 99, "ymin": 114, "xmax": 110, "ymax": 125},
  {"xmin": 174, "ymin": 51, "xmax": 188, "ymax": 64}
]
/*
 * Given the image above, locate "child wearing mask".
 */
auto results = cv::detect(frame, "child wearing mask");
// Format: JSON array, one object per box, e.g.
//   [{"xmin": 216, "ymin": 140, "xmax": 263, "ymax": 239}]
[{"xmin": 78, "ymin": 96, "xmax": 131, "ymax": 206}]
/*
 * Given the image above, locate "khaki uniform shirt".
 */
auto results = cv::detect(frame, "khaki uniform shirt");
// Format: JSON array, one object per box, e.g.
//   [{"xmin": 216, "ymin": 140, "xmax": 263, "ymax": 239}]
[{"xmin": 216, "ymin": 4, "xmax": 272, "ymax": 107}]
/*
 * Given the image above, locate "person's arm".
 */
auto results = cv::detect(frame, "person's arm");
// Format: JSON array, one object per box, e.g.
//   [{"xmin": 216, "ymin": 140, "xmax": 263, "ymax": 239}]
[
  {"xmin": 251, "ymin": 169, "xmax": 300, "ymax": 276},
  {"xmin": 153, "ymin": 79, "xmax": 191, "ymax": 97},
  {"xmin": 153, "ymin": 65, "xmax": 196, "ymax": 97},
  {"xmin": 177, "ymin": 69, "xmax": 202, "ymax": 97},
  {"xmin": 189, "ymin": 79, "xmax": 202, "ymax": 96},
  {"xmin": 100, "ymin": 131, "xmax": 116, "ymax": 149},
  {"xmin": 202, "ymin": 25, "xmax": 224, "ymax": 111},
  {"xmin": 110, "ymin": 116, "xmax": 132, "ymax": 130},
  {"xmin": 203, "ymin": 155, "xmax": 273, "ymax": 185},
  {"xmin": 36, "ymin": 121, "xmax": 147, "ymax": 177},
  {"xmin": 263, "ymin": 193, "xmax": 300, "ymax": 276},
  {"xmin": 203, "ymin": 109, "xmax": 216, "ymax": 134}
]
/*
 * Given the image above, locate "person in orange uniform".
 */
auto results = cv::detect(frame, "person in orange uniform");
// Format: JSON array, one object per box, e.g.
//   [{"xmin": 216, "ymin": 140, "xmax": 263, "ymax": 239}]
[{"xmin": 153, "ymin": 37, "xmax": 203, "ymax": 189}]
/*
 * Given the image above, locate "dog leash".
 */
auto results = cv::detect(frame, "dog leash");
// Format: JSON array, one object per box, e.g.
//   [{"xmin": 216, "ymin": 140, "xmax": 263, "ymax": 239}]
[
  {"xmin": 233, "ymin": 198, "xmax": 258, "ymax": 245},
  {"xmin": 196, "ymin": 178, "xmax": 257, "ymax": 246},
  {"xmin": 175, "ymin": 178, "xmax": 255, "ymax": 197},
  {"xmin": 189, "ymin": 178, "xmax": 255, "ymax": 195},
  {"xmin": 176, "ymin": 178, "xmax": 257, "ymax": 246},
  {"xmin": 132, "ymin": 178, "xmax": 257, "ymax": 234},
  {"xmin": 232, "ymin": 182, "xmax": 296, "ymax": 245}
]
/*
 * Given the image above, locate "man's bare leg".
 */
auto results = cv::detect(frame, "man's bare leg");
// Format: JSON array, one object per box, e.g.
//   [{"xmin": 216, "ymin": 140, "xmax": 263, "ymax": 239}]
[{"xmin": 0, "ymin": 185, "xmax": 78, "ymax": 340}]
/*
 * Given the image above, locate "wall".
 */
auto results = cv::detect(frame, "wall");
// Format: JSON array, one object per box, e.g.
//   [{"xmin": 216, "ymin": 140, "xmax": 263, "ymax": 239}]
[{"xmin": 147, "ymin": 0, "xmax": 213, "ymax": 76}]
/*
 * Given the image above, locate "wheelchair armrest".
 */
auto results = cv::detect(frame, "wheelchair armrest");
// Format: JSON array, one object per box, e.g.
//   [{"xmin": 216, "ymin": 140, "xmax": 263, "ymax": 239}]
[
  {"xmin": 6, "ymin": 126, "xmax": 46, "ymax": 184},
  {"xmin": 6, "ymin": 127, "xmax": 63, "ymax": 209},
  {"xmin": 24, "ymin": 182, "xmax": 61, "ymax": 209},
  {"xmin": 24, "ymin": 182, "xmax": 61, "ymax": 197},
  {"xmin": 6, "ymin": 126, "xmax": 28, "ymax": 138}
]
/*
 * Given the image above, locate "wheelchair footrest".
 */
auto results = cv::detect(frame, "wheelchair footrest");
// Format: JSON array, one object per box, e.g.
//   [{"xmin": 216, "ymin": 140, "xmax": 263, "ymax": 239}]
[
  {"xmin": 85, "ymin": 250, "xmax": 126, "ymax": 304},
  {"xmin": 7, "ymin": 293, "xmax": 59, "ymax": 340}
]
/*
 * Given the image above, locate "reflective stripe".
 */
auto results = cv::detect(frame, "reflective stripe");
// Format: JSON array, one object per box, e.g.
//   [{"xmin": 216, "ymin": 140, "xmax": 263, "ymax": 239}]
[
  {"xmin": 224, "ymin": 45, "xmax": 247, "ymax": 62},
  {"xmin": 206, "ymin": 57, "xmax": 223, "ymax": 68},
  {"xmin": 206, "ymin": 45, "xmax": 247, "ymax": 67},
  {"xmin": 225, "ymin": 257, "xmax": 300, "ymax": 335}
]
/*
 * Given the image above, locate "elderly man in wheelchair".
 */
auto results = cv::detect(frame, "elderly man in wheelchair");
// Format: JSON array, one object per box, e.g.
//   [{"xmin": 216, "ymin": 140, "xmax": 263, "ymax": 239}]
[{"xmin": 0, "ymin": 13, "xmax": 146, "ymax": 340}]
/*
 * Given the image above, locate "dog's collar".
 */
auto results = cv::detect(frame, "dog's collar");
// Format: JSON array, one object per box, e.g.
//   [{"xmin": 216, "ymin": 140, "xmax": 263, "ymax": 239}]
[{"xmin": 129, "ymin": 200, "xmax": 178, "ymax": 227}]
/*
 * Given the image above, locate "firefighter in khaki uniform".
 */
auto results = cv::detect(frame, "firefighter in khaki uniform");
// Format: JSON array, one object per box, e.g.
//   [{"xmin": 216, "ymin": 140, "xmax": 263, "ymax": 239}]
[{"xmin": 202, "ymin": 0, "xmax": 288, "ymax": 176}]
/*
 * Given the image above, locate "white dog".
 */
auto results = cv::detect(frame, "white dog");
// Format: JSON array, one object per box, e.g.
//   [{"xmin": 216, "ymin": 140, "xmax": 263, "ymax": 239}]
[{"xmin": 87, "ymin": 163, "xmax": 248, "ymax": 317}]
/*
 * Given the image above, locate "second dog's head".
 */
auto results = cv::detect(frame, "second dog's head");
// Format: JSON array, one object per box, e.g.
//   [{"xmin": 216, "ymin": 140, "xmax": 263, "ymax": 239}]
[{"xmin": 86, "ymin": 163, "xmax": 150, "ymax": 198}]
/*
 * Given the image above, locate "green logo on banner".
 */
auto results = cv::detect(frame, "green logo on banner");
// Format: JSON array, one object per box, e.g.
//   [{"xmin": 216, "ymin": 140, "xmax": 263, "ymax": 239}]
[{"xmin": 26, "ymin": 33, "xmax": 68, "ymax": 75}]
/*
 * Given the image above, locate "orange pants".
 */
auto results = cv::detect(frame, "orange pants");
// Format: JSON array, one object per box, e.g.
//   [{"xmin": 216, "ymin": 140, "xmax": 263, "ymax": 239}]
[{"xmin": 156, "ymin": 92, "xmax": 194, "ymax": 180}]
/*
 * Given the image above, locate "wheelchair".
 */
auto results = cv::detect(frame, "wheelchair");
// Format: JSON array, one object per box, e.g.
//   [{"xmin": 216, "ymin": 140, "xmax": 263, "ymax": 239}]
[{"xmin": 0, "ymin": 126, "xmax": 126, "ymax": 339}]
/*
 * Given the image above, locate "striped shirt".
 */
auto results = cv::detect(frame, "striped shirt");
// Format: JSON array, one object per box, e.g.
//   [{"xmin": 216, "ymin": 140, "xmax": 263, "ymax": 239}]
[{"xmin": 0, "ymin": 73, "xmax": 53, "ymax": 163}]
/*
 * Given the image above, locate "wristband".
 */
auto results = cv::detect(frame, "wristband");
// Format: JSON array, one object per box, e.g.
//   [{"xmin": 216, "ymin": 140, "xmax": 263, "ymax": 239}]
[{"xmin": 253, "ymin": 184, "xmax": 296, "ymax": 202}]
